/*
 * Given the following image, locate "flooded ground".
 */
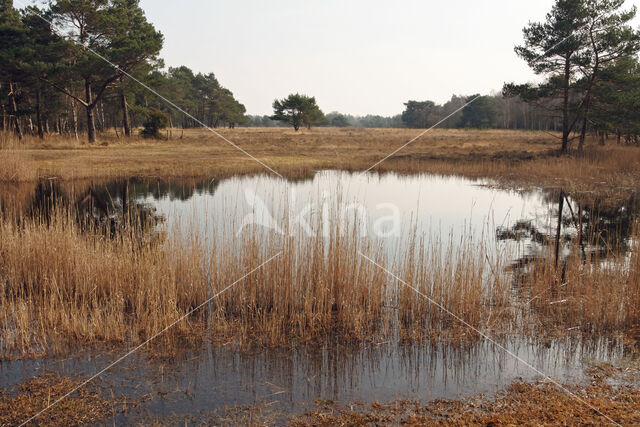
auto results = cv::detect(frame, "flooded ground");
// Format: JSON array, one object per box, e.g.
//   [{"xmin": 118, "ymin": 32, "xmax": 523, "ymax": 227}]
[
  {"xmin": 0, "ymin": 171, "xmax": 638, "ymax": 423},
  {"xmin": 0, "ymin": 337, "xmax": 627, "ymax": 423}
]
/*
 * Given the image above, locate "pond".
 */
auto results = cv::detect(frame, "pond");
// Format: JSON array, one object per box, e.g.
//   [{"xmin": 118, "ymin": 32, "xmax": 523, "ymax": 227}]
[
  {"xmin": 0, "ymin": 171, "xmax": 638, "ymax": 422},
  {"xmin": 7, "ymin": 170, "xmax": 636, "ymax": 267}
]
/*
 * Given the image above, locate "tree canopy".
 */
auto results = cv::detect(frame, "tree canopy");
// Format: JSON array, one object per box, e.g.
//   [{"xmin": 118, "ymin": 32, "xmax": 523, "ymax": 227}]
[
  {"xmin": 507, "ymin": 0, "xmax": 640, "ymax": 151},
  {"xmin": 271, "ymin": 94, "xmax": 324, "ymax": 131},
  {"xmin": 460, "ymin": 95, "xmax": 499, "ymax": 129},
  {"xmin": 0, "ymin": 0, "xmax": 247, "ymax": 143},
  {"xmin": 2, "ymin": 0, "xmax": 640, "ymax": 147}
]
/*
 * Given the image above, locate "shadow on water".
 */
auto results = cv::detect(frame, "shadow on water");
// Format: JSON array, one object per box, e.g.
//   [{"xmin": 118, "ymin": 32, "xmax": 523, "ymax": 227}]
[{"xmin": 1, "ymin": 178, "xmax": 167, "ymax": 242}]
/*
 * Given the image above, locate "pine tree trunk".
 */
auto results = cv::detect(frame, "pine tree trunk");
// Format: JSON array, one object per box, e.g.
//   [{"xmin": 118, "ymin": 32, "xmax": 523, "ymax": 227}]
[
  {"xmin": 99, "ymin": 100, "xmax": 105, "ymax": 132},
  {"xmin": 87, "ymin": 107, "xmax": 96, "ymax": 143},
  {"xmin": 8, "ymin": 81, "xmax": 23, "ymax": 140},
  {"xmin": 1, "ymin": 104, "xmax": 6, "ymax": 132},
  {"xmin": 85, "ymin": 81, "xmax": 96, "ymax": 143},
  {"xmin": 72, "ymin": 105, "xmax": 79, "ymax": 141},
  {"xmin": 578, "ymin": 89, "xmax": 593, "ymax": 152},
  {"xmin": 579, "ymin": 28, "xmax": 600, "ymax": 152},
  {"xmin": 121, "ymin": 90, "xmax": 131, "ymax": 137}
]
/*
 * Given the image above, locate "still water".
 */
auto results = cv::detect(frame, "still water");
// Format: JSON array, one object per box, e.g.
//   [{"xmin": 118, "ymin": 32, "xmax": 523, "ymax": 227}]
[
  {"xmin": 0, "ymin": 171, "xmax": 637, "ymax": 422},
  {"xmin": 0, "ymin": 338, "xmax": 625, "ymax": 423}
]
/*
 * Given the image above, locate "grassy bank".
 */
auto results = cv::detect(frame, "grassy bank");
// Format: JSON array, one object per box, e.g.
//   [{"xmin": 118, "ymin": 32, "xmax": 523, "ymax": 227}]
[
  {"xmin": 1, "ymin": 128, "xmax": 640, "ymax": 196},
  {"xmin": 293, "ymin": 364, "xmax": 640, "ymax": 426}
]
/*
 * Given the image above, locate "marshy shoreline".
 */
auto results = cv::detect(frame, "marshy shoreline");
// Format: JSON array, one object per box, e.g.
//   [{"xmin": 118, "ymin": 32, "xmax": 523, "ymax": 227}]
[
  {"xmin": 2, "ymin": 128, "xmax": 640, "ymax": 194},
  {"xmin": 1, "ymin": 128, "xmax": 639, "ymax": 425}
]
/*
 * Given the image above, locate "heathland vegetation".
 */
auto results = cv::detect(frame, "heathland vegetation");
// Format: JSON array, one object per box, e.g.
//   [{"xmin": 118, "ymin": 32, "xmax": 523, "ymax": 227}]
[
  {"xmin": 2, "ymin": 0, "xmax": 640, "ymax": 424},
  {"xmin": 0, "ymin": 0, "xmax": 639, "ymax": 355}
]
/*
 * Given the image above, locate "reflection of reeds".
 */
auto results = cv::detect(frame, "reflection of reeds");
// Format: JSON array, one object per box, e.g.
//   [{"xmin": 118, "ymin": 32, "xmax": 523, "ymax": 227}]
[{"xmin": 0, "ymin": 201, "xmax": 637, "ymax": 358}]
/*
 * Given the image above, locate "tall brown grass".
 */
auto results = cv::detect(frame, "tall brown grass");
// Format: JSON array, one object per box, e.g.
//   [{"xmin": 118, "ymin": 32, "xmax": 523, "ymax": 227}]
[
  {"xmin": 0, "ymin": 151, "xmax": 38, "ymax": 182},
  {"xmin": 522, "ymin": 228, "xmax": 640, "ymax": 334},
  {"xmin": 0, "ymin": 196, "xmax": 637, "ymax": 358}
]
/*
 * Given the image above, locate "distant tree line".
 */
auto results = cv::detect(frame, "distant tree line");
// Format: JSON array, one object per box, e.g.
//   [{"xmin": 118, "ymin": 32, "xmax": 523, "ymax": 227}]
[
  {"xmin": 252, "ymin": 0, "xmax": 640, "ymax": 148},
  {"xmin": 246, "ymin": 94, "xmax": 583, "ymax": 132},
  {"xmin": 0, "ymin": 0, "xmax": 247, "ymax": 144},
  {"xmin": 245, "ymin": 112, "xmax": 404, "ymax": 129},
  {"xmin": 2, "ymin": 0, "xmax": 639, "ymax": 149}
]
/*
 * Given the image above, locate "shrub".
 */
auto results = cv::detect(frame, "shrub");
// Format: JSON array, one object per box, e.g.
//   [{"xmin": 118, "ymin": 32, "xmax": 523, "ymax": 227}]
[{"xmin": 141, "ymin": 108, "xmax": 170, "ymax": 139}]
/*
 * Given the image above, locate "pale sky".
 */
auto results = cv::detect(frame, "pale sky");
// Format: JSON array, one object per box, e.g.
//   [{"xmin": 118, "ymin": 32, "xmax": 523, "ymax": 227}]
[{"xmin": 138, "ymin": 0, "xmax": 640, "ymax": 116}]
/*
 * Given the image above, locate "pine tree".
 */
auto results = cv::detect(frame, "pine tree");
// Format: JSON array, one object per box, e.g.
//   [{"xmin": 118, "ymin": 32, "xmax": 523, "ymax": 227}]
[
  {"xmin": 514, "ymin": 0, "xmax": 590, "ymax": 152},
  {"xmin": 577, "ymin": 0, "xmax": 640, "ymax": 149},
  {"xmin": 0, "ymin": 0, "xmax": 30, "ymax": 139},
  {"xmin": 271, "ymin": 94, "xmax": 324, "ymax": 131},
  {"xmin": 42, "ymin": 0, "xmax": 163, "ymax": 143}
]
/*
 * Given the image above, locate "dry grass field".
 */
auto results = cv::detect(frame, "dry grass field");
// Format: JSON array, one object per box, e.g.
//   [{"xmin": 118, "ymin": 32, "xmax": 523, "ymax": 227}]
[{"xmin": 1, "ymin": 127, "xmax": 639, "ymax": 196}]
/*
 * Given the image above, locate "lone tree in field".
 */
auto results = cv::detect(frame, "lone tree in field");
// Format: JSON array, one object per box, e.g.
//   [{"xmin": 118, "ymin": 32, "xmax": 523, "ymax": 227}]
[
  {"xmin": 44, "ymin": 0, "xmax": 163, "ymax": 143},
  {"xmin": 271, "ymin": 94, "xmax": 324, "ymax": 131}
]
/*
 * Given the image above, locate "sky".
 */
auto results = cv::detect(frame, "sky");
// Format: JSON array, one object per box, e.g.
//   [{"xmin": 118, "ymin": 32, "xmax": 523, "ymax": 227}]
[{"xmin": 137, "ymin": 0, "xmax": 640, "ymax": 116}]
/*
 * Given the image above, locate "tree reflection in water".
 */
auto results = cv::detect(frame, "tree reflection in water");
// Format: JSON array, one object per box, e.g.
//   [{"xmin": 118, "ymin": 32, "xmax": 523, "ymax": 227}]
[{"xmin": 497, "ymin": 189, "xmax": 640, "ymax": 279}]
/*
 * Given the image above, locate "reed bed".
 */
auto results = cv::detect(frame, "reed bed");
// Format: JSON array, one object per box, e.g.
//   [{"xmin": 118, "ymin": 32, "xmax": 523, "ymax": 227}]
[
  {"xmin": 0, "ymin": 191, "xmax": 637, "ymax": 358},
  {"xmin": 522, "ymin": 230, "xmax": 640, "ymax": 334}
]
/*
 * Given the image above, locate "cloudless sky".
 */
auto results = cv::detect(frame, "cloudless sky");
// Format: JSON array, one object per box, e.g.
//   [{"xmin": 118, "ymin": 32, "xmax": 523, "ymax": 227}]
[{"xmin": 137, "ymin": 0, "xmax": 640, "ymax": 116}]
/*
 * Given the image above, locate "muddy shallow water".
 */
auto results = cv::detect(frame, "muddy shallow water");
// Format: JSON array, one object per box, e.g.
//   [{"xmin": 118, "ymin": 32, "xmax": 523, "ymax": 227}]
[
  {"xmin": 1, "ymin": 171, "xmax": 638, "ymax": 423},
  {"xmin": 0, "ymin": 337, "xmax": 626, "ymax": 423}
]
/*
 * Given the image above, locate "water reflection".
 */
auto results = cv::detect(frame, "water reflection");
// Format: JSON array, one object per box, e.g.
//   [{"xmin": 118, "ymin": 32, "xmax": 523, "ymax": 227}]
[
  {"xmin": 496, "ymin": 189, "xmax": 640, "ymax": 270},
  {"xmin": 2, "ymin": 171, "xmax": 637, "ymax": 264},
  {"xmin": 0, "ymin": 336, "xmax": 626, "ymax": 423},
  {"xmin": 0, "ymin": 171, "xmax": 637, "ymax": 422},
  {"xmin": 1, "ymin": 179, "xmax": 164, "ymax": 240}
]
